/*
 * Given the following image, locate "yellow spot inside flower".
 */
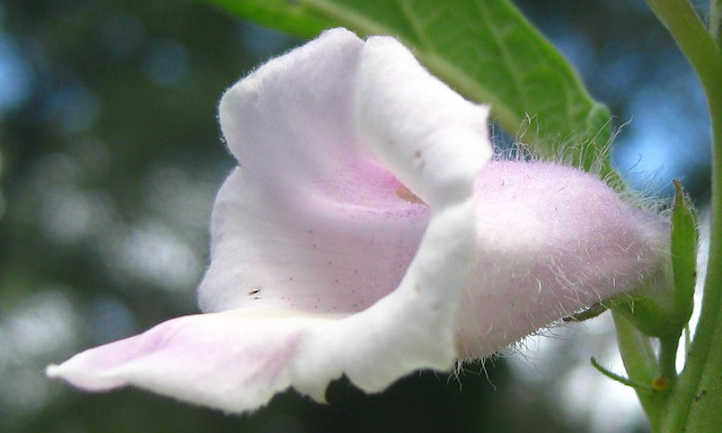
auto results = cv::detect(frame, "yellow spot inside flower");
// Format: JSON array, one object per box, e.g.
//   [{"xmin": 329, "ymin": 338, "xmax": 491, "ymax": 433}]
[{"xmin": 396, "ymin": 185, "xmax": 424, "ymax": 204}]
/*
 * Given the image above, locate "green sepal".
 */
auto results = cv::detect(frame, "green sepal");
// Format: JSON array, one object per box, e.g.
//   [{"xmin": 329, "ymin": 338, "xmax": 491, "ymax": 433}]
[
  {"xmin": 669, "ymin": 179, "xmax": 697, "ymax": 325},
  {"xmin": 612, "ymin": 296, "xmax": 678, "ymax": 338},
  {"xmin": 590, "ymin": 356, "xmax": 654, "ymax": 392},
  {"xmin": 610, "ymin": 180, "xmax": 698, "ymax": 339}
]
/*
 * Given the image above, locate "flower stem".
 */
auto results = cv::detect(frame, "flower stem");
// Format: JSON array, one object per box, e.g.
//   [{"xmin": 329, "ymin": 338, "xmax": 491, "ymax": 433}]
[
  {"xmin": 641, "ymin": 1, "xmax": 722, "ymax": 432},
  {"xmin": 658, "ymin": 335, "xmax": 679, "ymax": 384}
]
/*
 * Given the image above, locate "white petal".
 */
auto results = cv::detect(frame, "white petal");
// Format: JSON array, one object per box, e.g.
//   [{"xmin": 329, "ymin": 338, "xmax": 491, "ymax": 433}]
[
  {"xmin": 356, "ymin": 36, "xmax": 492, "ymax": 207},
  {"xmin": 218, "ymin": 28, "xmax": 367, "ymax": 189},
  {"xmin": 47, "ymin": 309, "xmax": 312, "ymax": 412},
  {"xmin": 47, "ymin": 197, "xmax": 477, "ymax": 413},
  {"xmin": 205, "ymin": 28, "xmax": 490, "ymax": 313},
  {"xmin": 198, "ymin": 167, "xmax": 429, "ymax": 314}
]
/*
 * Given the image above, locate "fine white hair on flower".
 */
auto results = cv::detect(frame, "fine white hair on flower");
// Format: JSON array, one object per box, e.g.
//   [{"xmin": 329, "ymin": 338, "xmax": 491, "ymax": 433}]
[{"xmin": 47, "ymin": 28, "xmax": 669, "ymax": 414}]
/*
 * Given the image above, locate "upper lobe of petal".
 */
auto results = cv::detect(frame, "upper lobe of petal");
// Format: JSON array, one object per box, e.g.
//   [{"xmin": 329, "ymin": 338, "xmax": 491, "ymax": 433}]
[
  {"xmin": 207, "ymin": 28, "xmax": 491, "ymax": 313},
  {"xmin": 219, "ymin": 28, "xmax": 366, "ymax": 187}
]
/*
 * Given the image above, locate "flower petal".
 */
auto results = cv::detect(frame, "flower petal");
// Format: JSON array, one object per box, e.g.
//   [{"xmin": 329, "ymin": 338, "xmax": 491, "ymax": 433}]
[
  {"xmin": 204, "ymin": 28, "xmax": 491, "ymax": 313},
  {"xmin": 357, "ymin": 36, "xmax": 491, "ymax": 206},
  {"xmin": 218, "ymin": 28, "xmax": 367, "ymax": 190},
  {"xmin": 46, "ymin": 308, "xmax": 319, "ymax": 412},
  {"xmin": 50, "ymin": 29, "xmax": 489, "ymax": 412},
  {"xmin": 218, "ymin": 28, "xmax": 491, "ymax": 209},
  {"xmin": 455, "ymin": 161, "xmax": 669, "ymax": 358},
  {"xmin": 47, "ymin": 198, "xmax": 477, "ymax": 413},
  {"xmin": 198, "ymin": 167, "xmax": 429, "ymax": 314}
]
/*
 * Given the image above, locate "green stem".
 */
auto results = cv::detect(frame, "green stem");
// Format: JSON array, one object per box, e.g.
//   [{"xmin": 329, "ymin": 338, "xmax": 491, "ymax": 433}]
[
  {"xmin": 591, "ymin": 357, "xmax": 654, "ymax": 391},
  {"xmin": 643, "ymin": 1, "xmax": 722, "ymax": 432},
  {"xmin": 659, "ymin": 335, "xmax": 680, "ymax": 383}
]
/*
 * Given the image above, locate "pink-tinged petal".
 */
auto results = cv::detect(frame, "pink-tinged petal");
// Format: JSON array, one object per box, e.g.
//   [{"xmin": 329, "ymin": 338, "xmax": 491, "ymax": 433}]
[
  {"xmin": 218, "ymin": 28, "xmax": 490, "ymax": 208},
  {"xmin": 198, "ymin": 167, "xmax": 429, "ymax": 314},
  {"xmin": 50, "ymin": 29, "xmax": 487, "ymax": 412},
  {"xmin": 207, "ymin": 29, "xmax": 428, "ymax": 314},
  {"xmin": 455, "ymin": 161, "xmax": 668, "ymax": 358},
  {"xmin": 357, "ymin": 36, "xmax": 491, "ymax": 206},
  {"xmin": 47, "ymin": 308, "xmax": 316, "ymax": 412},
  {"xmin": 204, "ymin": 28, "xmax": 490, "ymax": 313},
  {"xmin": 297, "ymin": 200, "xmax": 478, "ymax": 396},
  {"xmin": 47, "ymin": 200, "xmax": 477, "ymax": 412},
  {"xmin": 218, "ymin": 29, "xmax": 367, "ymax": 190}
]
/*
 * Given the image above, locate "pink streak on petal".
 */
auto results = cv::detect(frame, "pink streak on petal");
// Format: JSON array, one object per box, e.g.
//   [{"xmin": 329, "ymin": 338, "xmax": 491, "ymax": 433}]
[
  {"xmin": 199, "ymin": 165, "xmax": 430, "ymax": 316},
  {"xmin": 208, "ymin": 28, "xmax": 438, "ymax": 316},
  {"xmin": 47, "ymin": 310, "xmax": 309, "ymax": 412}
]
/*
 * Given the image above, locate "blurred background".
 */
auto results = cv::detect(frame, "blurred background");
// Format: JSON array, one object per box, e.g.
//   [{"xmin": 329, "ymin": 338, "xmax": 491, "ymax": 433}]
[{"xmin": 0, "ymin": 0, "xmax": 712, "ymax": 432}]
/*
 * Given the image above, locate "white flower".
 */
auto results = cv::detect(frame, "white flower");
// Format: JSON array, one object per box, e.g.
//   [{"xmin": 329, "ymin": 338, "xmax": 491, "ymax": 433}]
[{"xmin": 47, "ymin": 28, "xmax": 667, "ymax": 413}]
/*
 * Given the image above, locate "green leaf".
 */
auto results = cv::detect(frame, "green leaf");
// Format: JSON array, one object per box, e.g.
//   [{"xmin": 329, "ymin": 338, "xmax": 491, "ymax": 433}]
[
  {"xmin": 204, "ymin": 0, "xmax": 616, "ymax": 178},
  {"xmin": 670, "ymin": 179, "xmax": 698, "ymax": 323}
]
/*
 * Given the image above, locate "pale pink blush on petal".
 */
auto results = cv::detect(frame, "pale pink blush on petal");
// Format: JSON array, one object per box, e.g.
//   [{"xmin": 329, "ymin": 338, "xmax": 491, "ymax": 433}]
[
  {"xmin": 199, "ymin": 163, "xmax": 430, "ymax": 315},
  {"xmin": 47, "ymin": 309, "xmax": 315, "ymax": 412},
  {"xmin": 357, "ymin": 36, "xmax": 491, "ymax": 206},
  {"xmin": 47, "ymin": 195, "xmax": 477, "ymax": 412},
  {"xmin": 207, "ymin": 28, "xmax": 491, "ymax": 316},
  {"xmin": 219, "ymin": 28, "xmax": 368, "ymax": 190},
  {"xmin": 455, "ymin": 161, "xmax": 668, "ymax": 358}
]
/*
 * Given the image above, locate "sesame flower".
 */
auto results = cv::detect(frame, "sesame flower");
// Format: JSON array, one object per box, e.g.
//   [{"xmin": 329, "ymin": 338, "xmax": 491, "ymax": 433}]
[{"xmin": 47, "ymin": 28, "xmax": 667, "ymax": 413}]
